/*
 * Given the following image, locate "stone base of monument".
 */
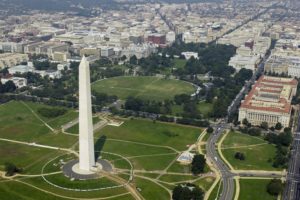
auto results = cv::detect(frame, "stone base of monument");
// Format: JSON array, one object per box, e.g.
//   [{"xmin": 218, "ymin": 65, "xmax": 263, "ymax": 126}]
[{"xmin": 62, "ymin": 159, "xmax": 113, "ymax": 180}]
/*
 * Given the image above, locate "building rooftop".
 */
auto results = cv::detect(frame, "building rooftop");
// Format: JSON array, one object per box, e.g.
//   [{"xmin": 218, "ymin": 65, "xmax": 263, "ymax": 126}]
[{"xmin": 240, "ymin": 75, "xmax": 298, "ymax": 114}]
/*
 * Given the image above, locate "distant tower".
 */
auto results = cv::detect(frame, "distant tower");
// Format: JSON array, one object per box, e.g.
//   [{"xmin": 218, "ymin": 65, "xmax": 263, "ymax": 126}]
[{"xmin": 78, "ymin": 56, "xmax": 95, "ymax": 171}]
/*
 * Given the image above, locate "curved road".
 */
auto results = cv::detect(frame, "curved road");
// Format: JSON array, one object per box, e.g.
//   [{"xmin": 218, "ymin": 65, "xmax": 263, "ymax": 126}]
[{"xmin": 206, "ymin": 122, "xmax": 235, "ymax": 200}]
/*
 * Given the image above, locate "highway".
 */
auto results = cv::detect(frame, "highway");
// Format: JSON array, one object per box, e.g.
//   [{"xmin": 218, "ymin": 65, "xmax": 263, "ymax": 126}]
[{"xmin": 283, "ymin": 112, "xmax": 300, "ymax": 200}]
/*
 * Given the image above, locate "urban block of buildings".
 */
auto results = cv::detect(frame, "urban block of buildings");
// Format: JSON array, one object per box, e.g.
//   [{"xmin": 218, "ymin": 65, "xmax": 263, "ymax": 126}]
[
  {"xmin": 0, "ymin": 53, "xmax": 28, "ymax": 69},
  {"xmin": 238, "ymin": 75, "xmax": 298, "ymax": 128}
]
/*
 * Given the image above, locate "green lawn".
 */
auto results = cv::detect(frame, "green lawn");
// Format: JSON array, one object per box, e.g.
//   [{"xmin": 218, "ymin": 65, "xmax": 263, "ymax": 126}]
[
  {"xmin": 0, "ymin": 101, "xmax": 206, "ymax": 199},
  {"xmin": 0, "ymin": 181, "xmax": 67, "ymax": 200},
  {"xmin": 167, "ymin": 162, "xmax": 191, "ymax": 174},
  {"xmin": 98, "ymin": 139, "xmax": 177, "ymax": 171},
  {"xmin": 239, "ymin": 179, "xmax": 277, "ymax": 200},
  {"xmin": 208, "ymin": 180, "xmax": 222, "ymax": 200},
  {"xmin": 66, "ymin": 116, "xmax": 100, "ymax": 134},
  {"xmin": 101, "ymin": 139, "xmax": 175, "ymax": 156},
  {"xmin": 129, "ymin": 154, "xmax": 176, "ymax": 171},
  {"xmin": 134, "ymin": 177, "xmax": 170, "ymax": 200},
  {"xmin": 194, "ymin": 177, "xmax": 215, "ymax": 192},
  {"xmin": 197, "ymin": 101, "xmax": 213, "ymax": 117},
  {"xmin": 159, "ymin": 174, "xmax": 196, "ymax": 183},
  {"xmin": 23, "ymin": 176, "xmax": 129, "ymax": 199},
  {"xmin": 221, "ymin": 132, "xmax": 278, "ymax": 171},
  {"xmin": 96, "ymin": 118, "xmax": 201, "ymax": 151},
  {"xmin": 92, "ymin": 76, "xmax": 195, "ymax": 101},
  {"xmin": 173, "ymin": 58, "xmax": 187, "ymax": 69},
  {"xmin": 171, "ymin": 101, "xmax": 213, "ymax": 117},
  {"xmin": 0, "ymin": 141, "xmax": 62, "ymax": 174},
  {"xmin": 23, "ymin": 101, "xmax": 78, "ymax": 129},
  {"xmin": 0, "ymin": 101, "xmax": 77, "ymax": 143},
  {"xmin": 44, "ymin": 173, "xmax": 117, "ymax": 190}
]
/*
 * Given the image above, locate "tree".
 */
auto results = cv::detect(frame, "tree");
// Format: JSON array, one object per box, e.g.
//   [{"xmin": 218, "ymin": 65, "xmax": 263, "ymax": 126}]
[
  {"xmin": 278, "ymin": 131, "xmax": 292, "ymax": 147},
  {"xmin": 4, "ymin": 162, "xmax": 22, "ymax": 176},
  {"xmin": 121, "ymin": 55, "xmax": 127, "ymax": 61},
  {"xmin": 191, "ymin": 154, "xmax": 206, "ymax": 175},
  {"xmin": 242, "ymin": 118, "xmax": 249, "ymax": 126},
  {"xmin": 261, "ymin": 121, "xmax": 269, "ymax": 130},
  {"xmin": 275, "ymin": 122, "xmax": 282, "ymax": 130},
  {"xmin": 129, "ymin": 55, "xmax": 138, "ymax": 65},
  {"xmin": 207, "ymin": 127, "xmax": 214, "ymax": 134},
  {"xmin": 267, "ymin": 179, "xmax": 283, "ymax": 196},
  {"xmin": 248, "ymin": 127, "xmax": 261, "ymax": 136},
  {"xmin": 0, "ymin": 67, "xmax": 9, "ymax": 76},
  {"xmin": 37, "ymin": 107, "xmax": 67, "ymax": 118},
  {"xmin": 0, "ymin": 81, "xmax": 17, "ymax": 93},
  {"xmin": 174, "ymin": 94, "xmax": 191, "ymax": 105},
  {"xmin": 172, "ymin": 183, "xmax": 204, "ymax": 200},
  {"xmin": 234, "ymin": 152, "xmax": 245, "ymax": 160}
]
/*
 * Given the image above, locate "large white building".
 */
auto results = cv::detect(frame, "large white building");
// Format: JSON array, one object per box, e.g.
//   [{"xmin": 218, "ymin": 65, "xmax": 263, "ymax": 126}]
[
  {"xmin": 0, "ymin": 53, "xmax": 29, "ymax": 69},
  {"xmin": 238, "ymin": 76, "xmax": 298, "ymax": 128},
  {"xmin": 8, "ymin": 65, "xmax": 35, "ymax": 74},
  {"xmin": 181, "ymin": 52, "xmax": 199, "ymax": 60},
  {"xmin": 229, "ymin": 54, "xmax": 260, "ymax": 71},
  {"xmin": 1, "ymin": 77, "xmax": 27, "ymax": 88}
]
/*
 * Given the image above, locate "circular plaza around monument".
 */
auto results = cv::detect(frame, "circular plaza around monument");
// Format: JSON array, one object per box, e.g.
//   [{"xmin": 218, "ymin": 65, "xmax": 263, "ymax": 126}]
[
  {"xmin": 41, "ymin": 152, "xmax": 133, "ymax": 192},
  {"xmin": 62, "ymin": 159, "xmax": 113, "ymax": 180}
]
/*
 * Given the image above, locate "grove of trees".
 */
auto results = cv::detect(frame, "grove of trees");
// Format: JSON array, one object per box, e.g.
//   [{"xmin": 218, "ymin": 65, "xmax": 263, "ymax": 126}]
[{"xmin": 172, "ymin": 183, "xmax": 204, "ymax": 200}]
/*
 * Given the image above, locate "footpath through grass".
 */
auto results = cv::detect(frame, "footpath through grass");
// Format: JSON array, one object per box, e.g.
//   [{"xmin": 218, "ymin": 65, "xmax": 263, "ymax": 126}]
[
  {"xmin": 0, "ymin": 101, "xmax": 78, "ymax": 147},
  {"xmin": 96, "ymin": 118, "xmax": 201, "ymax": 151},
  {"xmin": 221, "ymin": 131, "xmax": 278, "ymax": 171}
]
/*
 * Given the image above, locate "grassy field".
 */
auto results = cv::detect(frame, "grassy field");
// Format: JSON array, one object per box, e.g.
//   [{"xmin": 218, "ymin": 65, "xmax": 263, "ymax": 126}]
[
  {"xmin": 0, "ymin": 101, "xmax": 77, "ymax": 143},
  {"xmin": 197, "ymin": 101, "xmax": 213, "ymax": 117},
  {"xmin": 195, "ymin": 177, "xmax": 216, "ymax": 192},
  {"xmin": 0, "ymin": 101, "xmax": 208, "ymax": 199},
  {"xmin": 208, "ymin": 180, "xmax": 222, "ymax": 200},
  {"xmin": 239, "ymin": 179, "xmax": 277, "ymax": 200},
  {"xmin": 0, "ymin": 181, "xmax": 67, "ymax": 200},
  {"xmin": 173, "ymin": 58, "xmax": 187, "ymax": 69},
  {"xmin": 159, "ymin": 174, "xmax": 196, "ymax": 183},
  {"xmin": 133, "ymin": 177, "xmax": 170, "ymax": 200},
  {"xmin": 0, "ymin": 141, "xmax": 63, "ymax": 174},
  {"xmin": 221, "ymin": 131, "xmax": 278, "ymax": 171},
  {"xmin": 96, "ymin": 118, "xmax": 201, "ymax": 151},
  {"xmin": 92, "ymin": 76, "xmax": 195, "ymax": 101},
  {"xmin": 66, "ymin": 116, "xmax": 100, "ymax": 134}
]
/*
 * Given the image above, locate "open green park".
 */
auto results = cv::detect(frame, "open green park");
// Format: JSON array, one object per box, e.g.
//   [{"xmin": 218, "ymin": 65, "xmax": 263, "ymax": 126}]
[
  {"xmin": 92, "ymin": 76, "xmax": 195, "ymax": 101},
  {"xmin": 0, "ymin": 100, "xmax": 214, "ymax": 199},
  {"xmin": 238, "ymin": 179, "xmax": 277, "ymax": 200},
  {"xmin": 220, "ymin": 131, "xmax": 279, "ymax": 171}
]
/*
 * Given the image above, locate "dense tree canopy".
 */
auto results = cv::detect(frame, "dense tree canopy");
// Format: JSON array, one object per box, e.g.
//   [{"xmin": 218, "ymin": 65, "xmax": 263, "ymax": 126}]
[
  {"xmin": 191, "ymin": 154, "xmax": 206, "ymax": 175},
  {"xmin": 172, "ymin": 183, "xmax": 204, "ymax": 200},
  {"xmin": 267, "ymin": 179, "xmax": 283, "ymax": 196},
  {"xmin": 0, "ymin": 81, "xmax": 17, "ymax": 93}
]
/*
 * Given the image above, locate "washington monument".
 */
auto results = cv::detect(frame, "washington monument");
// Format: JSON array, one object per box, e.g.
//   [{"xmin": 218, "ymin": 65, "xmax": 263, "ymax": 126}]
[{"xmin": 78, "ymin": 56, "xmax": 95, "ymax": 171}]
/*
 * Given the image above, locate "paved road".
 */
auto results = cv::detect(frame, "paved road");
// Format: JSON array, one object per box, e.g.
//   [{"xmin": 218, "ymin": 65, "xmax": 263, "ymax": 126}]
[
  {"xmin": 283, "ymin": 111, "xmax": 300, "ymax": 200},
  {"xmin": 206, "ymin": 122, "xmax": 235, "ymax": 200},
  {"xmin": 207, "ymin": 39, "xmax": 273, "ymax": 199}
]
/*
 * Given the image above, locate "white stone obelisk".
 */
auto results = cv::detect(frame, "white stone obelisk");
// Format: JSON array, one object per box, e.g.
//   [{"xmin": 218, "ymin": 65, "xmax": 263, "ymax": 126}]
[{"xmin": 79, "ymin": 56, "xmax": 95, "ymax": 171}]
